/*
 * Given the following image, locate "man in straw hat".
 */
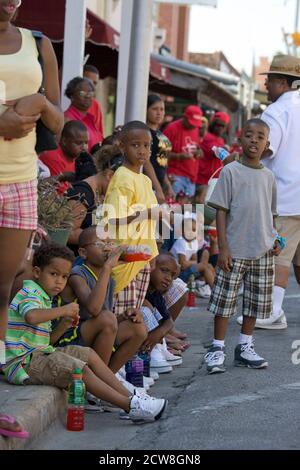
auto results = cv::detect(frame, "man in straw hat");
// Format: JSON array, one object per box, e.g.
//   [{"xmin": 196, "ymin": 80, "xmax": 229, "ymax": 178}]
[{"xmin": 237, "ymin": 55, "xmax": 300, "ymax": 330}]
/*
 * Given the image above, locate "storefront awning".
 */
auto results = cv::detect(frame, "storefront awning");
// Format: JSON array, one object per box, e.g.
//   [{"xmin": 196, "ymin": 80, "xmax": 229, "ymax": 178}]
[{"xmin": 16, "ymin": 0, "xmax": 169, "ymax": 81}]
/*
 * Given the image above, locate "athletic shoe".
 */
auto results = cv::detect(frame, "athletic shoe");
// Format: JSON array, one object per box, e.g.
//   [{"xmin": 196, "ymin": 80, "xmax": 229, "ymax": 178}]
[
  {"xmin": 129, "ymin": 395, "xmax": 168, "ymax": 424},
  {"xmin": 150, "ymin": 370, "xmax": 159, "ymax": 380},
  {"xmin": 196, "ymin": 283, "xmax": 211, "ymax": 299},
  {"xmin": 204, "ymin": 346, "xmax": 226, "ymax": 374},
  {"xmin": 237, "ymin": 310, "xmax": 287, "ymax": 330},
  {"xmin": 116, "ymin": 371, "xmax": 149, "ymax": 394},
  {"xmin": 143, "ymin": 376, "xmax": 154, "ymax": 387},
  {"xmin": 234, "ymin": 342, "xmax": 268, "ymax": 369},
  {"xmin": 85, "ymin": 392, "xmax": 104, "ymax": 413},
  {"xmin": 150, "ymin": 346, "xmax": 173, "ymax": 373},
  {"xmin": 157, "ymin": 340, "xmax": 183, "ymax": 366}
]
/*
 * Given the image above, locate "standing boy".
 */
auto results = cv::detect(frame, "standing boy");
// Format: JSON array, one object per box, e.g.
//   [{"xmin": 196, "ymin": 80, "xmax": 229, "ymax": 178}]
[
  {"xmin": 205, "ymin": 119, "xmax": 281, "ymax": 374},
  {"xmin": 103, "ymin": 121, "xmax": 167, "ymax": 317}
]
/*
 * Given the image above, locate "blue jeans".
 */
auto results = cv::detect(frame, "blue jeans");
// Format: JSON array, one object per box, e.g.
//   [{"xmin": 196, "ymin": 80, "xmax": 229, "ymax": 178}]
[
  {"xmin": 180, "ymin": 264, "xmax": 198, "ymax": 282},
  {"xmin": 171, "ymin": 175, "xmax": 196, "ymax": 197}
]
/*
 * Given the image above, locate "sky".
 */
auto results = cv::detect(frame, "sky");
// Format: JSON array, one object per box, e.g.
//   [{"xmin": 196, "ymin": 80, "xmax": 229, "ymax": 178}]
[{"xmin": 189, "ymin": 0, "xmax": 296, "ymax": 74}]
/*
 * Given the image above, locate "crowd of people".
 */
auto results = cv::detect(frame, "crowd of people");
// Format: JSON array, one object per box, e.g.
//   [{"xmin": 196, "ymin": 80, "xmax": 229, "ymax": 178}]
[{"xmin": 1, "ymin": 0, "xmax": 300, "ymax": 441}]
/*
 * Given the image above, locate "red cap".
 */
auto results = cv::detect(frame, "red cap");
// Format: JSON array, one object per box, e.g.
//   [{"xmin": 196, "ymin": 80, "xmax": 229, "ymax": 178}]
[
  {"xmin": 184, "ymin": 105, "xmax": 203, "ymax": 128},
  {"xmin": 213, "ymin": 111, "xmax": 230, "ymax": 126}
]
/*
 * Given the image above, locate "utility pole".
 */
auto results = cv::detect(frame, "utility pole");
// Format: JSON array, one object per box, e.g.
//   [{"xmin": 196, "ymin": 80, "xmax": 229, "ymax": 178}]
[
  {"xmin": 116, "ymin": 0, "xmax": 154, "ymax": 124},
  {"xmin": 295, "ymin": 0, "xmax": 300, "ymax": 55}
]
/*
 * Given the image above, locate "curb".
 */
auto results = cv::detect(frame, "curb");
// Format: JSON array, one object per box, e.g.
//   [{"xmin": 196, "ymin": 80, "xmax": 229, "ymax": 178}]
[{"xmin": 0, "ymin": 378, "xmax": 66, "ymax": 450}]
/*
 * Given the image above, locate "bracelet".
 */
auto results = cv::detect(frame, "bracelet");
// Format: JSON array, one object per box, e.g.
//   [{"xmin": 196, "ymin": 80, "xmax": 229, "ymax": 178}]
[{"xmin": 275, "ymin": 234, "xmax": 287, "ymax": 250}]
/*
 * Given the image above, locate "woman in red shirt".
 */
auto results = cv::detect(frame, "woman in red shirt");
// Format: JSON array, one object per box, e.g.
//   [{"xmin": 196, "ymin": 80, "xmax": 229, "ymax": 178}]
[
  {"xmin": 197, "ymin": 111, "xmax": 230, "ymax": 185},
  {"xmin": 64, "ymin": 77, "xmax": 103, "ymax": 152}
]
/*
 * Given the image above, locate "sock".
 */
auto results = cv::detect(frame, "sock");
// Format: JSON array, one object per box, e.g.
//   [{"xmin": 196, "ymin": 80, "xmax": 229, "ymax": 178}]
[
  {"xmin": 0, "ymin": 340, "xmax": 5, "ymax": 365},
  {"xmin": 213, "ymin": 339, "xmax": 225, "ymax": 349},
  {"xmin": 239, "ymin": 334, "xmax": 252, "ymax": 345},
  {"xmin": 272, "ymin": 286, "xmax": 285, "ymax": 316}
]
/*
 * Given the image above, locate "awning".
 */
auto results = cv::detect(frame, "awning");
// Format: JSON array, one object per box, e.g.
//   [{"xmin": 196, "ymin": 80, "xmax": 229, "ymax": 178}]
[{"xmin": 16, "ymin": 0, "xmax": 169, "ymax": 81}]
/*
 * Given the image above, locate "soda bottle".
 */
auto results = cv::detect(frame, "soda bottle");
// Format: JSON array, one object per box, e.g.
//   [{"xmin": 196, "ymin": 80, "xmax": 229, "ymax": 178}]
[
  {"xmin": 212, "ymin": 146, "xmax": 230, "ymax": 161},
  {"xmin": 139, "ymin": 351, "xmax": 151, "ymax": 378},
  {"xmin": 125, "ymin": 355, "xmax": 144, "ymax": 387},
  {"xmin": 66, "ymin": 368, "xmax": 86, "ymax": 431},
  {"xmin": 187, "ymin": 274, "xmax": 196, "ymax": 308}
]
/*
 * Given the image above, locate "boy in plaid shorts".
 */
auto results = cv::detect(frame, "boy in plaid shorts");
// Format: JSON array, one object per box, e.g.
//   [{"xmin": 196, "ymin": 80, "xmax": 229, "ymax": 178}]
[{"xmin": 205, "ymin": 119, "xmax": 282, "ymax": 374}]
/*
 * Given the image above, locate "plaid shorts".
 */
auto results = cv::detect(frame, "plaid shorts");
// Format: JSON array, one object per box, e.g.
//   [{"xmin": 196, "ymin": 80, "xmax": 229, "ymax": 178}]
[
  {"xmin": 163, "ymin": 278, "xmax": 188, "ymax": 310},
  {"xmin": 113, "ymin": 264, "xmax": 151, "ymax": 316},
  {"xmin": 0, "ymin": 180, "xmax": 38, "ymax": 230},
  {"xmin": 208, "ymin": 252, "xmax": 275, "ymax": 319},
  {"xmin": 140, "ymin": 306, "xmax": 163, "ymax": 332}
]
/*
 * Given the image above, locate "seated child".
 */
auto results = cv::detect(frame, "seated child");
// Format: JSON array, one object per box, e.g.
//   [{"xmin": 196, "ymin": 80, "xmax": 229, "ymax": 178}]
[
  {"xmin": 57, "ymin": 226, "xmax": 148, "ymax": 374},
  {"xmin": 2, "ymin": 243, "xmax": 167, "ymax": 423},
  {"xmin": 170, "ymin": 216, "xmax": 215, "ymax": 287}
]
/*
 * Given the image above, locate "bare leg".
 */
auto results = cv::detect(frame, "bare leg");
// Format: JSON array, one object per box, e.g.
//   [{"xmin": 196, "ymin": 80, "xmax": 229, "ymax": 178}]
[
  {"xmin": 168, "ymin": 292, "xmax": 188, "ymax": 340},
  {"xmin": 0, "ymin": 228, "xmax": 32, "ymax": 433},
  {"xmin": 80, "ymin": 311, "xmax": 118, "ymax": 365},
  {"xmin": 214, "ymin": 316, "xmax": 229, "ymax": 341},
  {"xmin": 241, "ymin": 316, "xmax": 256, "ymax": 336},
  {"xmin": 293, "ymin": 264, "xmax": 300, "ymax": 285},
  {"xmin": 109, "ymin": 320, "xmax": 147, "ymax": 373},
  {"xmin": 275, "ymin": 265, "xmax": 290, "ymax": 289},
  {"xmin": 83, "ymin": 349, "xmax": 132, "ymax": 411}
]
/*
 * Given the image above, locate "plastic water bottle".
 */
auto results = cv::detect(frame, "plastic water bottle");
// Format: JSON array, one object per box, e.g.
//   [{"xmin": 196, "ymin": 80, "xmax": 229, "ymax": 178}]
[
  {"xmin": 187, "ymin": 274, "xmax": 196, "ymax": 308},
  {"xmin": 139, "ymin": 352, "xmax": 151, "ymax": 378},
  {"xmin": 212, "ymin": 146, "xmax": 230, "ymax": 161},
  {"xmin": 125, "ymin": 355, "xmax": 144, "ymax": 387},
  {"xmin": 66, "ymin": 368, "xmax": 86, "ymax": 431}
]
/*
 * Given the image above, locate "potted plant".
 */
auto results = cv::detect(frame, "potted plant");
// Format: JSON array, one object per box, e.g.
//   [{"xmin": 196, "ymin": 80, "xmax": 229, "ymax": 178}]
[{"xmin": 37, "ymin": 180, "xmax": 75, "ymax": 246}]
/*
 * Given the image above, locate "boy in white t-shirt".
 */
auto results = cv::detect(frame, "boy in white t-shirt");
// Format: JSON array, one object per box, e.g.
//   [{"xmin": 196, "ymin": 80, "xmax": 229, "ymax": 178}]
[{"xmin": 170, "ymin": 216, "xmax": 215, "ymax": 287}]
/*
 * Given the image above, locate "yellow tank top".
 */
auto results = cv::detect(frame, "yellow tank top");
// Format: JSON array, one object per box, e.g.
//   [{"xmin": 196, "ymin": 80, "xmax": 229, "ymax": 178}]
[{"xmin": 0, "ymin": 28, "xmax": 43, "ymax": 184}]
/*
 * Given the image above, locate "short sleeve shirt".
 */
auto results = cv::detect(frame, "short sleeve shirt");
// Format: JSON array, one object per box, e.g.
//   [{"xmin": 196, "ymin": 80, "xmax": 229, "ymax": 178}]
[
  {"xmin": 208, "ymin": 161, "xmax": 277, "ymax": 260},
  {"xmin": 170, "ymin": 237, "xmax": 199, "ymax": 262}
]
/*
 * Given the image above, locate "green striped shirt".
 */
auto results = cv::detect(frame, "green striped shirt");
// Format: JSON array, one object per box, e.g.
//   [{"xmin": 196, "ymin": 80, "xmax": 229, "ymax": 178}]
[{"xmin": 3, "ymin": 280, "xmax": 55, "ymax": 385}]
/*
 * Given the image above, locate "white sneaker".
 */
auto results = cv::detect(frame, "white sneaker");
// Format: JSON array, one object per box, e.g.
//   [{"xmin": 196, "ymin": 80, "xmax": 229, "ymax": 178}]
[
  {"xmin": 115, "ymin": 372, "xmax": 147, "ymax": 395},
  {"xmin": 196, "ymin": 283, "xmax": 211, "ymax": 298},
  {"xmin": 150, "ymin": 370, "xmax": 159, "ymax": 380},
  {"xmin": 150, "ymin": 345, "xmax": 173, "ymax": 373},
  {"xmin": 234, "ymin": 342, "xmax": 268, "ymax": 369},
  {"xmin": 204, "ymin": 346, "xmax": 226, "ymax": 374},
  {"xmin": 236, "ymin": 310, "xmax": 287, "ymax": 330},
  {"xmin": 157, "ymin": 340, "xmax": 183, "ymax": 366},
  {"xmin": 143, "ymin": 376, "xmax": 154, "ymax": 387},
  {"xmin": 255, "ymin": 310, "xmax": 287, "ymax": 330},
  {"xmin": 129, "ymin": 394, "xmax": 168, "ymax": 423}
]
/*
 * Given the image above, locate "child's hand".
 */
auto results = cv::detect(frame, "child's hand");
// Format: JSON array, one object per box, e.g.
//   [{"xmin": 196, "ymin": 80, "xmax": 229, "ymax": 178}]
[
  {"xmin": 104, "ymin": 245, "xmax": 127, "ymax": 268},
  {"xmin": 7, "ymin": 93, "xmax": 47, "ymax": 117},
  {"xmin": 61, "ymin": 302, "xmax": 79, "ymax": 319},
  {"xmin": 217, "ymin": 247, "xmax": 233, "ymax": 273},
  {"xmin": 124, "ymin": 308, "xmax": 143, "ymax": 323},
  {"xmin": 60, "ymin": 317, "xmax": 75, "ymax": 330},
  {"xmin": 271, "ymin": 239, "xmax": 282, "ymax": 257}
]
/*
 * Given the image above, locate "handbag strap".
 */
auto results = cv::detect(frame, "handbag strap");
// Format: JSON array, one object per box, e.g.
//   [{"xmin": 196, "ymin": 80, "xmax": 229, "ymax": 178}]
[{"xmin": 31, "ymin": 30, "xmax": 45, "ymax": 94}]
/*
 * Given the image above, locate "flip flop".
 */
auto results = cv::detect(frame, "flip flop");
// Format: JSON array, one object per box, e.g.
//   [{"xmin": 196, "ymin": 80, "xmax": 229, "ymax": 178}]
[{"xmin": 0, "ymin": 414, "xmax": 29, "ymax": 439}]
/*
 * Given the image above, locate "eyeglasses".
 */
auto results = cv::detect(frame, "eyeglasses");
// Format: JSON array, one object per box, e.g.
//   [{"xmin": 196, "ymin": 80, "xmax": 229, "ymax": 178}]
[
  {"xmin": 82, "ymin": 241, "xmax": 116, "ymax": 249},
  {"xmin": 78, "ymin": 91, "xmax": 95, "ymax": 98}
]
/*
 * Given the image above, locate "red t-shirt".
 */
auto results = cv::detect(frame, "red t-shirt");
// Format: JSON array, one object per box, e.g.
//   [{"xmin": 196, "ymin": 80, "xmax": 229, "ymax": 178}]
[
  {"xmin": 164, "ymin": 119, "xmax": 200, "ymax": 183},
  {"xmin": 88, "ymin": 99, "xmax": 104, "ymax": 139},
  {"xmin": 197, "ymin": 132, "xmax": 224, "ymax": 185},
  {"xmin": 39, "ymin": 146, "xmax": 75, "ymax": 194},
  {"xmin": 64, "ymin": 105, "xmax": 103, "ymax": 152}
]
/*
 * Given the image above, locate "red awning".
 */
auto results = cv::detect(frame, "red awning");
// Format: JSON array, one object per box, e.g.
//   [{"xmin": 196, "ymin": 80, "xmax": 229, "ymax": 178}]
[{"xmin": 16, "ymin": 0, "xmax": 169, "ymax": 81}]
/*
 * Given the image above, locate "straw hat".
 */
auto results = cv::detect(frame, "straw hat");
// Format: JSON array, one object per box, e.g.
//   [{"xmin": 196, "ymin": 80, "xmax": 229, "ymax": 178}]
[{"xmin": 259, "ymin": 54, "xmax": 300, "ymax": 78}]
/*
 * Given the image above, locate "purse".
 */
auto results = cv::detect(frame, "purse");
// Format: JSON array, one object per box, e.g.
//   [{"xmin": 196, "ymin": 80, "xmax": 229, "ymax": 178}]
[{"xmin": 31, "ymin": 30, "xmax": 58, "ymax": 154}]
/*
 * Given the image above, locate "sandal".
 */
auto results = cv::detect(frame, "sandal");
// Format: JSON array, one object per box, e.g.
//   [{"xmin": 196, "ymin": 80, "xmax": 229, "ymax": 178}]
[{"xmin": 0, "ymin": 414, "xmax": 29, "ymax": 439}]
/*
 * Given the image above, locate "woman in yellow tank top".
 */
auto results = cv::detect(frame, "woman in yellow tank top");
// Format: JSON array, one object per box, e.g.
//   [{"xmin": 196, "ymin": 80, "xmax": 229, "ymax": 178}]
[{"xmin": 0, "ymin": 0, "xmax": 64, "ymax": 439}]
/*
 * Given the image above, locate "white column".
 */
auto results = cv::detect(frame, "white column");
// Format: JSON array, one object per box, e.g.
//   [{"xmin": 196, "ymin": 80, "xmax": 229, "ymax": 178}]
[
  {"xmin": 124, "ymin": 0, "xmax": 154, "ymax": 123},
  {"xmin": 61, "ymin": 0, "xmax": 87, "ymax": 110},
  {"xmin": 115, "ymin": 0, "xmax": 134, "ymax": 126}
]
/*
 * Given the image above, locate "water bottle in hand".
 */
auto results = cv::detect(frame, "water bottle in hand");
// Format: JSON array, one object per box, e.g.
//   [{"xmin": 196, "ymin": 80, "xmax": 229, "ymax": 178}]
[{"xmin": 212, "ymin": 146, "xmax": 230, "ymax": 161}]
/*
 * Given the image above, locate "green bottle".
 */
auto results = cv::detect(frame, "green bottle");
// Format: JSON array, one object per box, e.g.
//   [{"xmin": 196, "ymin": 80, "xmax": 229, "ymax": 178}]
[{"xmin": 67, "ymin": 368, "xmax": 86, "ymax": 431}]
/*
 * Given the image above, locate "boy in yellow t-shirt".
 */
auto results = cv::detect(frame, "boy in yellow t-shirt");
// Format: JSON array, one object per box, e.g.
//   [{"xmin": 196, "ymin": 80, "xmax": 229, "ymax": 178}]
[{"xmin": 103, "ymin": 121, "xmax": 166, "ymax": 316}]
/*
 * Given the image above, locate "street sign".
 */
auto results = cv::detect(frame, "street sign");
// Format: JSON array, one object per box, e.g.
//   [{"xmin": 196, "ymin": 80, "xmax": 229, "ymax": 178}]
[{"xmin": 155, "ymin": 0, "xmax": 217, "ymax": 6}]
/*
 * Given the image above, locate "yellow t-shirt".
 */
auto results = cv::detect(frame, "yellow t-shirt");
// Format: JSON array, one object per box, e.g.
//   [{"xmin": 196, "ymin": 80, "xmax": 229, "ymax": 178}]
[
  {"xmin": 0, "ymin": 28, "xmax": 43, "ymax": 184},
  {"xmin": 103, "ymin": 166, "xmax": 158, "ymax": 293}
]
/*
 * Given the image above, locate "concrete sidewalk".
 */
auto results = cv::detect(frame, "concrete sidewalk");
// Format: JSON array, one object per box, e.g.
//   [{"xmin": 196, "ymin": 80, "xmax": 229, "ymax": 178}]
[{"xmin": 0, "ymin": 302, "xmax": 208, "ymax": 450}]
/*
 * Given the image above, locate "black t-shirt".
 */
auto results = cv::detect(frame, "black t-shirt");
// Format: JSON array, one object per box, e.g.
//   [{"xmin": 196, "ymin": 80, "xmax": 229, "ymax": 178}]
[
  {"xmin": 145, "ymin": 290, "xmax": 170, "ymax": 321},
  {"xmin": 150, "ymin": 129, "xmax": 172, "ymax": 187}
]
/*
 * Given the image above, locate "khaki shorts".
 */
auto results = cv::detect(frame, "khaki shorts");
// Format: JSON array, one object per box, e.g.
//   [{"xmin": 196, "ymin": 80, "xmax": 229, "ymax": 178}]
[
  {"xmin": 276, "ymin": 216, "xmax": 300, "ymax": 267},
  {"xmin": 24, "ymin": 345, "xmax": 91, "ymax": 389}
]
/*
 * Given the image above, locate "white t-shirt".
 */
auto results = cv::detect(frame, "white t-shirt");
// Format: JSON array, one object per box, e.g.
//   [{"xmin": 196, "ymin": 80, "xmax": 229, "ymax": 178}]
[
  {"xmin": 170, "ymin": 237, "xmax": 199, "ymax": 261},
  {"xmin": 261, "ymin": 90, "xmax": 300, "ymax": 216}
]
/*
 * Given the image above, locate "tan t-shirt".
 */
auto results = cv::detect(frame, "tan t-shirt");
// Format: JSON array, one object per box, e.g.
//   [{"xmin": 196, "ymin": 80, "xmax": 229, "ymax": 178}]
[
  {"xmin": 208, "ymin": 161, "xmax": 277, "ymax": 260},
  {"xmin": 0, "ymin": 28, "xmax": 43, "ymax": 184}
]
